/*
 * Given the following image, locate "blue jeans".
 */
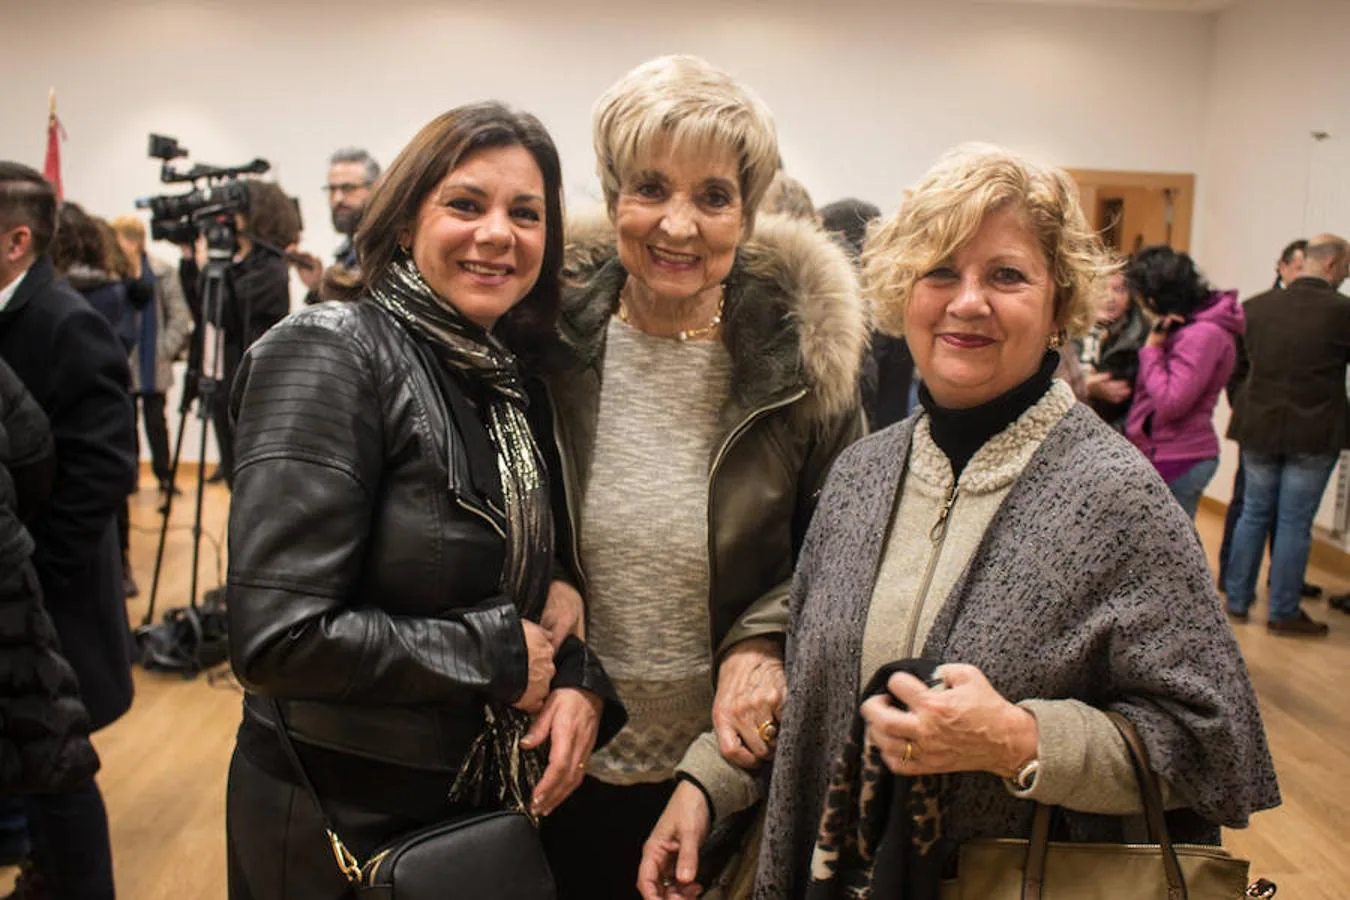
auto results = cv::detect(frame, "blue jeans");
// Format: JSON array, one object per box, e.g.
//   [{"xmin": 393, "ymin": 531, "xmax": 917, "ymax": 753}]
[
  {"xmin": 1166, "ymin": 458, "xmax": 1219, "ymax": 520},
  {"xmin": 1218, "ymin": 458, "xmax": 1277, "ymax": 586},
  {"xmin": 1223, "ymin": 450, "xmax": 1339, "ymax": 623}
]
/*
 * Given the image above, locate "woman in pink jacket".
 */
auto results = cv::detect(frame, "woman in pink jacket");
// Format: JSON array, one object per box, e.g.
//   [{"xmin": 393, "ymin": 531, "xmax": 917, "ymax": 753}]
[{"xmin": 1125, "ymin": 246, "xmax": 1244, "ymax": 519}]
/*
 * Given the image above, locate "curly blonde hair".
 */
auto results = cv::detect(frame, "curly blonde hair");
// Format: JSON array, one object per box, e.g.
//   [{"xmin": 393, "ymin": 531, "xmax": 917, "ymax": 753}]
[
  {"xmin": 862, "ymin": 144, "xmax": 1112, "ymax": 340},
  {"xmin": 592, "ymin": 55, "xmax": 779, "ymax": 235}
]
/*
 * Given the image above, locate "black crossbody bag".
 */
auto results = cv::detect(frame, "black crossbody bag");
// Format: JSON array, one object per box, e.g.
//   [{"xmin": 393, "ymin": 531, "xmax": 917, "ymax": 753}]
[{"xmin": 269, "ymin": 699, "xmax": 557, "ymax": 900}]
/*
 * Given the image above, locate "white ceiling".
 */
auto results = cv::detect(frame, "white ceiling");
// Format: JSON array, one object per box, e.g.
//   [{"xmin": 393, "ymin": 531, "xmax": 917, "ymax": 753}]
[{"xmin": 978, "ymin": 0, "xmax": 1233, "ymax": 12}]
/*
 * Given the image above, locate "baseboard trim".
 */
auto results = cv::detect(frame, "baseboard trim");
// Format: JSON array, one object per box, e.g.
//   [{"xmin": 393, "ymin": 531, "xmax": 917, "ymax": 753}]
[{"xmin": 1198, "ymin": 495, "xmax": 1350, "ymax": 573}]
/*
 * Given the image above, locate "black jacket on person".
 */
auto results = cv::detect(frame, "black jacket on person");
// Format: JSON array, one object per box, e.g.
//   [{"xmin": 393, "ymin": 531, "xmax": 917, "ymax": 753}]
[
  {"xmin": 226, "ymin": 300, "xmax": 623, "ymax": 803},
  {"xmin": 0, "ymin": 256, "xmax": 137, "ymax": 730},
  {"xmin": 181, "ymin": 247, "xmax": 290, "ymax": 390},
  {"xmin": 0, "ymin": 358, "xmax": 100, "ymax": 796},
  {"xmin": 1228, "ymin": 276, "xmax": 1350, "ymax": 456},
  {"xmin": 1089, "ymin": 301, "xmax": 1150, "ymax": 429},
  {"xmin": 223, "ymin": 246, "xmax": 290, "ymax": 371},
  {"xmin": 864, "ymin": 334, "xmax": 915, "ymax": 430}
]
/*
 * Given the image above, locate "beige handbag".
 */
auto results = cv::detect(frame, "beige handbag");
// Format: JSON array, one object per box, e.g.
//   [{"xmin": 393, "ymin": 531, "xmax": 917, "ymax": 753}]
[{"xmin": 942, "ymin": 713, "xmax": 1276, "ymax": 899}]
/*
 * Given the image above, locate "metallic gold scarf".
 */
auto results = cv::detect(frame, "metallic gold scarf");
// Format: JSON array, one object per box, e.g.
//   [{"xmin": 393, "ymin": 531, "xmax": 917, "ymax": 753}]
[{"xmin": 371, "ymin": 255, "xmax": 551, "ymax": 814}]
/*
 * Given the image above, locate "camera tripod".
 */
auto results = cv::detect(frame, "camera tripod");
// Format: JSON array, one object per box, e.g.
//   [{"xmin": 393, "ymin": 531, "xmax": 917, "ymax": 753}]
[{"xmin": 138, "ymin": 220, "xmax": 238, "ymax": 674}]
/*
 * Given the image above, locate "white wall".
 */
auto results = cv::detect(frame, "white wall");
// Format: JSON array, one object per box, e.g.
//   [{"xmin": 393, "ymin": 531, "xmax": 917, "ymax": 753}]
[
  {"xmin": 1197, "ymin": 0, "xmax": 1350, "ymax": 535},
  {"xmin": 2, "ymin": 0, "xmax": 1218, "ymax": 461}
]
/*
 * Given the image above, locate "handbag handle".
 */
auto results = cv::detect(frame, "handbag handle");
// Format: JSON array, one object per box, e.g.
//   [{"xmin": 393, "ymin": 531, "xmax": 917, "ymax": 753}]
[
  {"xmin": 1021, "ymin": 712, "xmax": 1188, "ymax": 900},
  {"xmin": 267, "ymin": 698, "xmax": 367, "ymax": 884}
]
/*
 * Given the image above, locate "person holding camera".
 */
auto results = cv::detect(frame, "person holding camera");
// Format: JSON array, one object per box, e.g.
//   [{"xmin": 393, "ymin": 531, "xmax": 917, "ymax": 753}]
[
  {"xmin": 1123, "ymin": 246, "xmax": 1243, "ymax": 520},
  {"xmin": 203, "ymin": 180, "xmax": 299, "ymax": 485},
  {"xmin": 293, "ymin": 147, "xmax": 380, "ymax": 305}
]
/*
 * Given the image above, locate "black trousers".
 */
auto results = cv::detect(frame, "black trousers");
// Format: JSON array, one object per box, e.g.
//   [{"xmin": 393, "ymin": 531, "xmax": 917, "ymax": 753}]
[
  {"xmin": 136, "ymin": 392, "xmax": 172, "ymax": 483},
  {"xmin": 210, "ymin": 397, "xmax": 235, "ymax": 486},
  {"xmin": 24, "ymin": 776, "xmax": 116, "ymax": 899},
  {"xmin": 227, "ymin": 748, "xmax": 451, "ymax": 900},
  {"xmin": 540, "ymin": 776, "xmax": 676, "ymax": 900}
]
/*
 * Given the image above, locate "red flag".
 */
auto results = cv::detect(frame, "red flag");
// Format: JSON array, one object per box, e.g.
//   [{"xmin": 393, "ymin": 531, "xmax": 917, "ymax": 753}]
[{"xmin": 44, "ymin": 92, "xmax": 65, "ymax": 200}]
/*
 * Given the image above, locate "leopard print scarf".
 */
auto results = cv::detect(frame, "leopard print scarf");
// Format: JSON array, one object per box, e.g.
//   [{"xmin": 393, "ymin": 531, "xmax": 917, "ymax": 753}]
[{"xmin": 805, "ymin": 659, "xmax": 951, "ymax": 900}]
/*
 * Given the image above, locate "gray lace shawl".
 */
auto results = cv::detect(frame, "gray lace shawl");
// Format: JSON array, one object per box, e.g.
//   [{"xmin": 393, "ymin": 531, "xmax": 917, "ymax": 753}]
[{"xmin": 755, "ymin": 405, "xmax": 1279, "ymax": 899}]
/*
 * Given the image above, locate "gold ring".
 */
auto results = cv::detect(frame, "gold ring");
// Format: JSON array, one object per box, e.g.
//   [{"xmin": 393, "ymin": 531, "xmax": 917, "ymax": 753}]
[
  {"xmin": 903, "ymin": 740, "xmax": 915, "ymax": 763},
  {"xmin": 758, "ymin": 719, "xmax": 780, "ymax": 744},
  {"xmin": 576, "ymin": 761, "xmax": 587, "ymax": 771}
]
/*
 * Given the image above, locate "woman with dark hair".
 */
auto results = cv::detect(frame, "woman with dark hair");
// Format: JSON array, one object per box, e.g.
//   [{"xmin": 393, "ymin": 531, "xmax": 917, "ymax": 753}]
[
  {"xmin": 1273, "ymin": 238, "xmax": 1307, "ymax": 289},
  {"xmin": 224, "ymin": 102, "xmax": 624, "ymax": 900},
  {"xmin": 50, "ymin": 203, "xmax": 130, "ymax": 342},
  {"xmin": 1124, "ymin": 246, "xmax": 1244, "ymax": 519}
]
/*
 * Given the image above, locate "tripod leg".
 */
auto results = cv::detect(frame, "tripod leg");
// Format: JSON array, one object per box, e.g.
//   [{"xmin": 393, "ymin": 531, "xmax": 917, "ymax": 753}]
[
  {"xmin": 187, "ymin": 383, "xmax": 214, "ymax": 614},
  {"xmin": 145, "ymin": 395, "xmax": 193, "ymax": 626}
]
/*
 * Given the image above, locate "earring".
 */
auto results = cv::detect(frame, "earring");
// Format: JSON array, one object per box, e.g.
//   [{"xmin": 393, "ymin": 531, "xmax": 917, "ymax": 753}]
[{"xmin": 1048, "ymin": 331, "xmax": 1065, "ymax": 349}]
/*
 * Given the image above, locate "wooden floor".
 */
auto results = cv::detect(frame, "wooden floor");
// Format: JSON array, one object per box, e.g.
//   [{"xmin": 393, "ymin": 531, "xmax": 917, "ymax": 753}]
[{"xmin": 4, "ymin": 471, "xmax": 1349, "ymax": 898}]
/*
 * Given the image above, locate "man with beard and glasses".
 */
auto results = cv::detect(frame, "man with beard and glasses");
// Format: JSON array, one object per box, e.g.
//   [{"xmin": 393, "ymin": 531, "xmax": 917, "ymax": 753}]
[{"xmin": 292, "ymin": 147, "xmax": 379, "ymax": 304}]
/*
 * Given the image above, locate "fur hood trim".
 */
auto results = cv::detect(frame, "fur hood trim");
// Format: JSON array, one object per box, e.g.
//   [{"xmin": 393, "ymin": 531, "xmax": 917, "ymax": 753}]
[
  {"xmin": 558, "ymin": 212, "xmax": 867, "ymax": 425},
  {"xmin": 63, "ymin": 264, "xmax": 118, "ymax": 292}
]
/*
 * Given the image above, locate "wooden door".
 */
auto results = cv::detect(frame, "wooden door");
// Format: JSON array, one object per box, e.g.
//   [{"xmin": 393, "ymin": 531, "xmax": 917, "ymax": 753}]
[{"xmin": 1065, "ymin": 169, "xmax": 1195, "ymax": 254}]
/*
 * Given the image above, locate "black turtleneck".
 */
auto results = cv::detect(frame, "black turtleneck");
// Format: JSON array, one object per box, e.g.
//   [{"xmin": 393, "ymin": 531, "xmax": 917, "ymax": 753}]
[{"xmin": 918, "ymin": 351, "xmax": 1059, "ymax": 480}]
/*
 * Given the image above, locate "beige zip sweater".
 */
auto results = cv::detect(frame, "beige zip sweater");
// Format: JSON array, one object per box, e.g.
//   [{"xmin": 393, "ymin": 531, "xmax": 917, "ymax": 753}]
[{"xmin": 863, "ymin": 381, "xmax": 1176, "ymax": 813}]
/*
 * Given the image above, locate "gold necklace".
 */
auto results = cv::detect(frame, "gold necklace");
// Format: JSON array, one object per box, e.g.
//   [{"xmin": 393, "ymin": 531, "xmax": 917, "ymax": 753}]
[{"xmin": 619, "ymin": 286, "xmax": 725, "ymax": 342}]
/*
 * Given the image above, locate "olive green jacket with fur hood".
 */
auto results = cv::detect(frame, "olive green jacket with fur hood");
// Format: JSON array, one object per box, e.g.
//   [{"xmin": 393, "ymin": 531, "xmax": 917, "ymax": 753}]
[{"xmin": 542, "ymin": 213, "xmax": 868, "ymax": 665}]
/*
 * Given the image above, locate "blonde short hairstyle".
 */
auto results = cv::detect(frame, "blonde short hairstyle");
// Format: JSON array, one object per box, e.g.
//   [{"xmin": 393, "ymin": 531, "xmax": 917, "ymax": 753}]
[
  {"xmin": 592, "ymin": 55, "xmax": 780, "ymax": 234},
  {"xmin": 109, "ymin": 214, "xmax": 146, "ymax": 248},
  {"xmin": 760, "ymin": 172, "xmax": 815, "ymax": 221},
  {"xmin": 862, "ymin": 144, "xmax": 1111, "ymax": 340}
]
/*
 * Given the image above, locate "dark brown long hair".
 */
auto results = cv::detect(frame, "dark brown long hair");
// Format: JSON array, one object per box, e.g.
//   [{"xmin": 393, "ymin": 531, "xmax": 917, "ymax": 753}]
[
  {"xmin": 326, "ymin": 102, "xmax": 565, "ymax": 359},
  {"xmin": 50, "ymin": 202, "xmax": 111, "ymax": 274},
  {"xmin": 242, "ymin": 180, "xmax": 302, "ymax": 249}
]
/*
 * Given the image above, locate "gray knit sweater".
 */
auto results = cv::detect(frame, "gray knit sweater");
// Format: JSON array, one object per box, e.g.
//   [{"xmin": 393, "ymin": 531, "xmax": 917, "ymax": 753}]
[
  {"xmin": 755, "ymin": 403, "xmax": 1279, "ymax": 899},
  {"xmin": 581, "ymin": 319, "xmax": 732, "ymax": 787}
]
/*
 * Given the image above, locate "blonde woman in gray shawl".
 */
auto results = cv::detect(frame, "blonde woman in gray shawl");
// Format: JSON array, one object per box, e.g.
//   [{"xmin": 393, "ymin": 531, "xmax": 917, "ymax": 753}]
[{"xmin": 755, "ymin": 145, "xmax": 1279, "ymax": 899}]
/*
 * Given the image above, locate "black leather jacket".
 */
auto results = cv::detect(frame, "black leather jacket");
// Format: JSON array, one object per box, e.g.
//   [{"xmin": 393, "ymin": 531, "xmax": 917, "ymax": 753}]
[{"xmin": 227, "ymin": 300, "xmax": 622, "ymax": 774}]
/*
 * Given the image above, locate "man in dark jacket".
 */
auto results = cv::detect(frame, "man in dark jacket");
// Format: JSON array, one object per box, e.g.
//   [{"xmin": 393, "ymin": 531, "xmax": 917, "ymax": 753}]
[
  {"xmin": 1217, "ymin": 239, "xmax": 1323, "ymax": 599},
  {"xmin": 819, "ymin": 198, "xmax": 914, "ymax": 429},
  {"xmin": 0, "ymin": 162, "xmax": 135, "ymax": 898},
  {"xmin": 1224, "ymin": 233, "xmax": 1350, "ymax": 636},
  {"xmin": 293, "ymin": 147, "xmax": 380, "ymax": 305}
]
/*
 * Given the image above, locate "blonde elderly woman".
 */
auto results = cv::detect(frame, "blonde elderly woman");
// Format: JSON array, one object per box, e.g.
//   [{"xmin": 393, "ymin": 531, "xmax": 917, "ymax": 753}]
[
  {"xmin": 753, "ymin": 145, "xmax": 1279, "ymax": 899},
  {"xmin": 537, "ymin": 55, "xmax": 866, "ymax": 899}
]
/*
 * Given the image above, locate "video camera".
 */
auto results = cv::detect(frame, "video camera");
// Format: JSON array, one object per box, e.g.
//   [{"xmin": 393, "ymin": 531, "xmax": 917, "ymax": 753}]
[{"xmin": 135, "ymin": 133, "xmax": 270, "ymax": 248}]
